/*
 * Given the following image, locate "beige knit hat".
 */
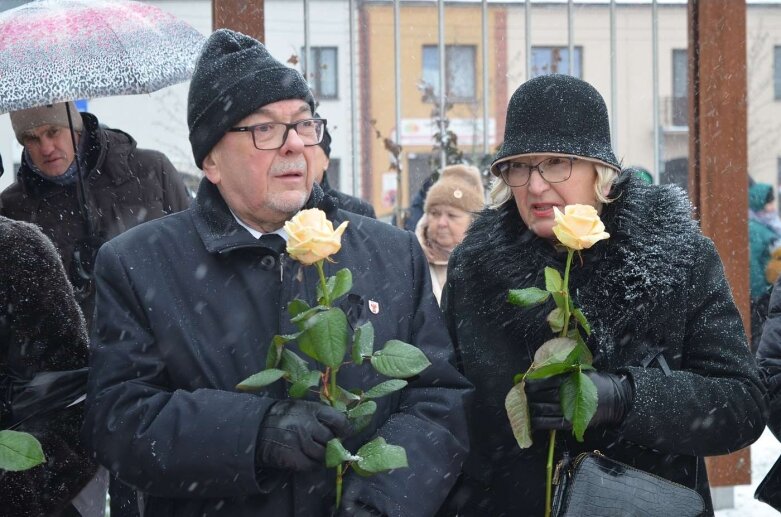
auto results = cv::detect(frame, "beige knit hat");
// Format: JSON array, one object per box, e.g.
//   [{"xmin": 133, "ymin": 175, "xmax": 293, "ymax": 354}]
[
  {"xmin": 10, "ymin": 102, "xmax": 83, "ymax": 144},
  {"xmin": 424, "ymin": 164, "xmax": 485, "ymax": 214}
]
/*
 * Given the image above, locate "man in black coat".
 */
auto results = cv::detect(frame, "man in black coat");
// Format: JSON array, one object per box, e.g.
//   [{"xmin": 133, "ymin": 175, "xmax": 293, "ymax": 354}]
[
  {"xmin": 1, "ymin": 101, "xmax": 191, "ymax": 330},
  {"xmin": 83, "ymin": 29, "xmax": 470, "ymax": 517}
]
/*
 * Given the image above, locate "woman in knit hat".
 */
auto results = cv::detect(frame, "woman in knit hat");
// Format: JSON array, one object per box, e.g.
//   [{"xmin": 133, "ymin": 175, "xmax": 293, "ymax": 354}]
[
  {"xmin": 440, "ymin": 74, "xmax": 765, "ymax": 515},
  {"xmin": 415, "ymin": 164, "xmax": 484, "ymax": 304}
]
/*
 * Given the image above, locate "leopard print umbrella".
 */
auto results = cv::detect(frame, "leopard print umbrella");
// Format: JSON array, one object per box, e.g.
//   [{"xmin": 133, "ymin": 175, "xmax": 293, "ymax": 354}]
[{"xmin": 0, "ymin": 0, "xmax": 205, "ymax": 114}]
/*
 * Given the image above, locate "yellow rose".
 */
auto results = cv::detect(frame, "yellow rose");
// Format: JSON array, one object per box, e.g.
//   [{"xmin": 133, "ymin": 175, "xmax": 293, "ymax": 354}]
[
  {"xmin": 552, "ymin": 205, "xmax": 610, "ymax": 250},
  {"xmin": 285, "ymin": 208, "xmax": 349, "ymax": 265}
]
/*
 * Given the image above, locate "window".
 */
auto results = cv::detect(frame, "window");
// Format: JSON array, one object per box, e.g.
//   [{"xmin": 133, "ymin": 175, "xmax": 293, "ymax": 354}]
[
  {"xmin": 531, "ymin": 46, "xmax": 583, "ymax": 78},
  {"xmin": 304, "ymin": 47, "xmax": 338, "ymax": 100},
  {"xmin": 775, "ymin": 46, "xmax": 781, "ymax": 100},
  {"xmin": 326, "ymin": 158, "xmax": 341, "ymax": 190},
  {"xmin": 421, "ymin": 45, "xmax": 476, "ymax": 101},
  {"xmin": 672, "ymin": 49, "xmax": 688, "ymax": 126}
]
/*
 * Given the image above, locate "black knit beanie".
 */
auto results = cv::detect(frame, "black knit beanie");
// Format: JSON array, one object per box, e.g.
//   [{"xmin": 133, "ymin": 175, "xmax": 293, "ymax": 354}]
[
  {"xmin": 188, "ymin": 29, "xmax": 315, "ymax": 168},
  {"xmin": 318, "ymin": 123, "xmax": 332, "ymax": 158},
  {"xmin": 492, "ymin": 74, "xmax": 619, "ymax": 173}
]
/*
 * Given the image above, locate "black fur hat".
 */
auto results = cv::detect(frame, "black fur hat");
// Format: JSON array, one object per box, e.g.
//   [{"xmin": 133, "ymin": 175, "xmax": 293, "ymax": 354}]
[
  {"xmin": 491, "ymin": 74, "xmax": 619, "ymax": 173},
  {"xmin": 188, "ymin": 29, "xmax": 315, "ymax": 169}
]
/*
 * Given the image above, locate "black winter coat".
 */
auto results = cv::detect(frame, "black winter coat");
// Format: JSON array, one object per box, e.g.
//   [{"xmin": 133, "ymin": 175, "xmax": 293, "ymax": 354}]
[
  {"xmin": 83, "ymin": 179, "xmax": 471, "ymax": 517},
  {"xmin": 322, "ymin": 174, "xmax": 376, "ymax": 219},
  {"xmin": 0, "ymin": 112, "xmax": 191, "ymax": 326},
  {"xmin": 0, "ymin": 217, "xmax": 95, "ymax": 516},
  {"xmin": 757, "ymin": 276, "xmax": 781, "ymax": 438},
  {"xmin": 442, "ymin": 173, "xmax": 766, "ymax": 516}
]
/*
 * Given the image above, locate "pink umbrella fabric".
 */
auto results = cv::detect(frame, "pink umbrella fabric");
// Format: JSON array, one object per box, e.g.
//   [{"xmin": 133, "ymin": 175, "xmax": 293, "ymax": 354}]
[{"xmin": 0, "ymin": 0, "xmax": 205, "ymax": 113}]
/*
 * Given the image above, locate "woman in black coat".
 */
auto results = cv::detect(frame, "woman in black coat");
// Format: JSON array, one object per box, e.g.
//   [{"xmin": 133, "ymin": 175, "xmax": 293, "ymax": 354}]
[
  {"xmin": 441, "ymin": 74, "xmax": 766, "ymax": 516},
  {"xmin": 0, "ymin": 215, "xmax": 97, "ymax": 516}
]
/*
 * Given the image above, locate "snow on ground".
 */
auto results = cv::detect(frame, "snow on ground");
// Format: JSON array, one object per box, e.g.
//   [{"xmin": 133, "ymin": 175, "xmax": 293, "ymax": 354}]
[{"xmin": 716, "ymin": 428, "xmax": 781, "ymax": 516}]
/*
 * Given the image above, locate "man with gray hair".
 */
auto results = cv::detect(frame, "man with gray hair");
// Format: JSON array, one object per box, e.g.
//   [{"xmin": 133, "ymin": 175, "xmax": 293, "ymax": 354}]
[{"xmin": 83, "ymin": 29, "xmax": 470, "ymax": 516}]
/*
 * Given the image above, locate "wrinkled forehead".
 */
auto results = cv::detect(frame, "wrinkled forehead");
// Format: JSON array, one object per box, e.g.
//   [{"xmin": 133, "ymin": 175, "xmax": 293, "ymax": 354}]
[
  {"xmin": 21, "ymin": 123, "xmax": 72, "ymax": 139},
  {"xmin": 243, "ymin": 100, "xmax": 313, "ymax": 123}
]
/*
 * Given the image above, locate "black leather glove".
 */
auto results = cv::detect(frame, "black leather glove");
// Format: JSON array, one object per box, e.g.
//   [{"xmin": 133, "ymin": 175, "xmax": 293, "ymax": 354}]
[
  {"xmin": 525, "ymin": 371, "xmax": 634, "ymax": 431},
  {"xmin": 255, "ymin": 400, "xmax": 352, "ymax": 472}
]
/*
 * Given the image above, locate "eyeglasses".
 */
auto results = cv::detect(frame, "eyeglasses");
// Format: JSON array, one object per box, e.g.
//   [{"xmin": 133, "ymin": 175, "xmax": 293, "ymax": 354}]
[
  {"xmin": 493, "ymin": 156, "xmax": 578, "ymax": 187},
  {"xmin": 227, "ymin": 118, "xmax": 326, "ymax": 151}
]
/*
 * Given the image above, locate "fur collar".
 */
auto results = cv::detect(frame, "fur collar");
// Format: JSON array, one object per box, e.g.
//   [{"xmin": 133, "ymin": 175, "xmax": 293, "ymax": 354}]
[{"xmin": 454, "ymin": 173, "xmax": 701, "ymax": 365}]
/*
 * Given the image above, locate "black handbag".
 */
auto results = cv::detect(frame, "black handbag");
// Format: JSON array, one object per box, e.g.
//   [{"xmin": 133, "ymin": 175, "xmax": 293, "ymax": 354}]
[
  {"xmin": 755, "ymin": 453, "xmax": 781, "ymax": 511},
  {"xmin": 551, "ymin": 451, "xmax": 706, "ymax": 517}
]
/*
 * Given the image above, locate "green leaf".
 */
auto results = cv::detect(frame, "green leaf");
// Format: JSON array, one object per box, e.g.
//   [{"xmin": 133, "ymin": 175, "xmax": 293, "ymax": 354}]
[
  {"xmin": 505, "ymin": 382, "xmax": 533, "ymax": 449},
  {"xmin": 526, "ymin": 362, "xmax": 577, "ymax": 380},
  {"xmin": 291, "ymin": 305, "xmax": 325, "ymax": 326},
  {"xmin": 547, "ymin": 308, "xmax": 565, "ymax": 334},
  {"xmin": 351, "ymin": 322, "xmax": 375, "ymax": 365},
  {"xmin": 364, "ymin": 379, "xmax": 407, "ymax": 399},
  {"xmin": 288, "ymin": 299, "xmax": 311, "ymax": 318},
  {"xmin": 297, "ymin": 308, "xmax": 348, "ymax": 368},
  {"xmin": 348, "ymin": 400, "xmax": 377, "ymax": 420},
  {"xmin": 565, "ymin": 339, "xmax": 594, "ymax": 367},
  {"xmin": 329, "ymin": 269, "xmax": 353, "ymax": 302},
  {"xmin": 326, "ymin": 438, "xmax": 356, "ymax": 468},
  {"xmin": 532, "ymin": 337, "xmax": 577, "ymax": 369},
  {"xmin": 560, "ymin": 372, "xmax": 598, "ymax": 442},
  {"xmin": 265, "ymin": 333, "xmax": 299, "ymax": 369},
  {"xmin": 544, "ymin": 267, "xmax": 563, "ymax": 292},
  {"xmin": 551, "ymin": 292, "xmax": 566, "ymax": 311},
  {"xmin": 355, "ymin": 437, "xmax": 408, "ymax": 474},
  {"xmin": 336, "ymin": 386, "xmax": 362, "ymax": 403},
  {"xmin": 236, "ymin": 368, "xmax": 286, "ymax": 391},
  {"xmin": 371, "ymin": 340, "xmax": 431, "ymax": 378},
  {"xmin": 0, "ymin": 430, "xmax": 45, "ymax": 471},
  {"xmin": 513, "ymin": 372, "xmax": 525, "ymax": 385},
  {"xmin": 280, "ymin": 349, "xmax": 310, "ymax": 382},
  {"xmin": 289, "ymin": 371, "xmax": 321, "ymax": 398},
  {"xmin": 573, "ymin": 308, "xmax": 591, "ymax": 335},
  {"xmin": 508, "ymin": 287, "xmax": 550, "ymax": 308}
]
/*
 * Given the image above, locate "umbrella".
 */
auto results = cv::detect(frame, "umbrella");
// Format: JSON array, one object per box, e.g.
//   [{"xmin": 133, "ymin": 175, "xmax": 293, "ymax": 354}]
[{"xmin": 0, "ymin": 0, "xmax": 206, "ymax": 113}]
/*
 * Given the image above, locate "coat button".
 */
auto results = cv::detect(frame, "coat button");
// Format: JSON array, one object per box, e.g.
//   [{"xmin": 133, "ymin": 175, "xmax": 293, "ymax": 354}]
[{"xmin": 260, "ymin": 255, "xmax": 277, "ymax": 270}]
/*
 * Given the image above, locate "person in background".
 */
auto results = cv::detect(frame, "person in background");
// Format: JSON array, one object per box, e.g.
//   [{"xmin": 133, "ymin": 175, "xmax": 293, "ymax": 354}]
[
  {"xmin": 1, "ymin": 102, "xmax": 191, "ymax": 330},
  {"xmin": 312, "ymin": 114, "xmax": 375, "ymax": 218},
  {"xmin": 0, "ymin": 206, "xmax": 102, "ymax": 516},
  {"xmin": 749, "ymin": 182, "xmax": 781, "ymax": 351},
  {"xmin": 83, "ymin": 29, "xmax": 470, "ymax": 517},
  {"xmin": 415, "ymin": 164, "xmax": 484, "ymax": 304},
  {"xmin": 441, "ymin": 74, "xmax": 766, "ymax": 515}
]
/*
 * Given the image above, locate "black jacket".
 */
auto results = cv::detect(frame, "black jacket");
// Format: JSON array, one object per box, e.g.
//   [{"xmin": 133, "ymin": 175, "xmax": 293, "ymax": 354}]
[
  {"xmin": 0, "ymin": 217, "xmax": 95, "ymax": 516},
  {"xmin": 322, "ymin": 174, "xmax": 376, "ymax": 219},
  {"xmin": 757, "ymin": 276, "xmax": 781, "ymax": 438},
  {"xmin": 442, "ymin": 173, "xmax": 766, "ymax": 516},
  {"xmin": 0, "ymin": 112, "xmax": 191, "ymax": 326},
  {"xmin": 83, "ymin": 179, "xmax": 471, "ymax": 516}
]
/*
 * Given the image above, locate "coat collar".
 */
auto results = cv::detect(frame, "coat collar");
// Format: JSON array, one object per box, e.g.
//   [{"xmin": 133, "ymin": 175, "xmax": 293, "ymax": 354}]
[
  {"xmin": 191, "ymin": 178, "xmax": 335, "ymax": 254},
  {"xmin": 454, "ymin": 173, "xmax": 701, "ymax": 362},
  {"xmin": 16, "ymin": 112, "xmax": 137, "ymax": 197}
]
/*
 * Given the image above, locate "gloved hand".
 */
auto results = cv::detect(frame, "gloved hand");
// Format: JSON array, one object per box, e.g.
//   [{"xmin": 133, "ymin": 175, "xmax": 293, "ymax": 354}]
[
  {"xmin": 255, "ymin": 399, "xmax": 352, "ymax": 472},
  {"xmin": 525, "ymin": 371, "xmax": 634, "ymax": 431}
]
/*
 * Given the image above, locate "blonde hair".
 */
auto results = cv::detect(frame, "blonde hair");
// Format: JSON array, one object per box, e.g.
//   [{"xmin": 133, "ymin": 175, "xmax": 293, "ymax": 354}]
[{"xmin": 488, "ymin": 162, "xmax": 619, "ymax": 209}]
